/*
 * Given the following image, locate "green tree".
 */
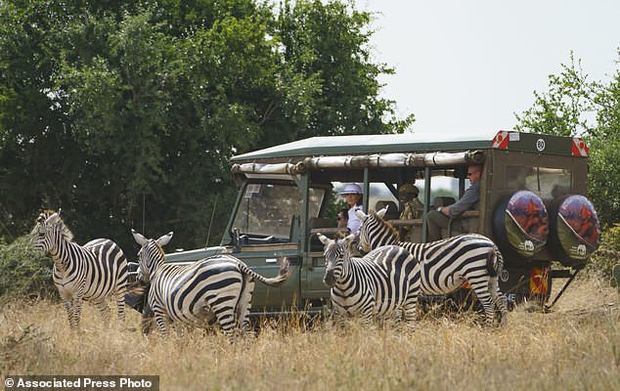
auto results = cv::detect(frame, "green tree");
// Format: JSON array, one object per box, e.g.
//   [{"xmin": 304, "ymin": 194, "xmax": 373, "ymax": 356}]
[
  {"xmin": 275, "ymin": 0, "xmax": 414, "ymax": 143},
  {"xmin": 514, "ymin": 51, "xmax": 620, "ymax": 227},
  {"xmin": 514, "ymin": 53, "xmax": 596, "ymax": 136},
  {"xmin": 0, "ymin": 0, "xmax": 413, "ymax": 252}
]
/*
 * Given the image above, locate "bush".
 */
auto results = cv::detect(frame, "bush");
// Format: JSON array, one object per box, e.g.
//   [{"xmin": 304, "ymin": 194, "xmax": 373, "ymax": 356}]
[
  {"xmin": 0, "ymin": 235, "xmax": 57, "ymax": 299},
  {"xmin": 586, "ymin": 224, "xmax": 620, "ymax": 280}
]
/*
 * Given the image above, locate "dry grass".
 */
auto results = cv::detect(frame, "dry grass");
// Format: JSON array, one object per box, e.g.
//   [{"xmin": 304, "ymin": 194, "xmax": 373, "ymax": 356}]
[{"xmin": 1, "ymin": 278, "xmax": 618, "ymax": 391}]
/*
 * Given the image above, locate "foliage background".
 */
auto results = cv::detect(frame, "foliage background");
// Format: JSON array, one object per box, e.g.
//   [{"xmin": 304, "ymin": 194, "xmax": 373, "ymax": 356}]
[
  {"xmin": 0, "ymin": 0, "xmax": 413, "ymax": 253},
  {"xmin": 1, "ymin": 1, "xmax": 619, "ymax": 296},
  {"xmin": 514, "ymin": 51, "xmax": 620, "ymax": 228},
  {"xmin": 0, "ymin": 236, "xmax": 55, "ymax": 298}
]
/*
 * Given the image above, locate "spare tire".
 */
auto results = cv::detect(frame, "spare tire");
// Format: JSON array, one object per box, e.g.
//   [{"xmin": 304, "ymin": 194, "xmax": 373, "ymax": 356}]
[
  {"xmin": 548, "ymin": 194, "xmax": 600, "ymax": 265},
  {"xmin": 493, "ymin": 191, "xmax": 549, "ymax": 258}
]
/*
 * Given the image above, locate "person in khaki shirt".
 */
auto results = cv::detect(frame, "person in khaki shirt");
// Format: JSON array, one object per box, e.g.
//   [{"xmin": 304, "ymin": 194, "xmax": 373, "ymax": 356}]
[
  {"xmin": 398, "ymin": 183, "xmax": 424, "ymax": 241},
  {"xmin": 399, "ymin": 184, "xmax": 424, "ymax": 220}
]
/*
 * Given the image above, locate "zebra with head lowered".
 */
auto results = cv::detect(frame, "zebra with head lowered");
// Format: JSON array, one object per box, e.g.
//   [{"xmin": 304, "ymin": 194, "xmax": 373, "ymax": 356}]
[
  {"xmin": 317, "ymin": 233, "xmax": 421, "ymax": 326},
  {"xmin": 356, "ymin": 207, "xmax": 508, "ymax": 326},
  {"xmin": 131, "ymin": 229, "xmax": 290, "ymax": 336},
  {"xmin": 31, "ymin": 210, "xmax": 128, "ymax": 328}
]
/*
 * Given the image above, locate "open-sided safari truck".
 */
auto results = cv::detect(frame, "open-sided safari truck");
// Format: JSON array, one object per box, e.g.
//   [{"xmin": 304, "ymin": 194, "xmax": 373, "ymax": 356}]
[{"xmin": 156, "ymin": 130, "xmax": 600, "ymax": 315}]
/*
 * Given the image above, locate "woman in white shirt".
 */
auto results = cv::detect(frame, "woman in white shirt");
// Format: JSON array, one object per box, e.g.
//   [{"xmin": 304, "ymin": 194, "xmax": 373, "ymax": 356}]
[{"xmin": 339, "ymin": 183, "xmax": 364, "ymax": 234}]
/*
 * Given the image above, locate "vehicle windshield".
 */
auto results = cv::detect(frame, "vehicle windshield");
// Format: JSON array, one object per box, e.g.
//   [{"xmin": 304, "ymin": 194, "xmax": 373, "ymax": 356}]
[{"xmin": 232, "ymin": 183, "xmax": 325, "ymax": 239}]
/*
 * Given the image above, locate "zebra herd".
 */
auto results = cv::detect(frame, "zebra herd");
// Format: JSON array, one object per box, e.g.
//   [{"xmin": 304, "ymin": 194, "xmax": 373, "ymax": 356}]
[
  {"xmin": 31, "ymin": 210, "xmax": 289, "ymax": 336},
  {"xmin": 30, "ymin": 207, "xmax": 507, "ymax": 335},
  {"xmin": 353, "ymin": 207, "xmax": 507, "ymax": 326}
]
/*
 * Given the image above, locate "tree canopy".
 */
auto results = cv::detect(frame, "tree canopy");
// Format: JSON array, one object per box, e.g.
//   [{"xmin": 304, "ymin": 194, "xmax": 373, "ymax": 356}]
[
  {"xmin": 515, "ymin": 51, "xmax": 620, "ymax": 227},
  {"xmin": 0, "ymin": 0, "xmax": 414, "ymax": 250}
]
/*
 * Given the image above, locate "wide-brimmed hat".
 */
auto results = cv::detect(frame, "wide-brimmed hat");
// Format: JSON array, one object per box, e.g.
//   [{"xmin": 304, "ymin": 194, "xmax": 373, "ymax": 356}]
[
  {"xmin": 399, "ymin": 183, "xmax": 419, "ymax": 196},
  {"xmin": 339, "ymin": 183, "xmax": 363, "ymax": 195}
]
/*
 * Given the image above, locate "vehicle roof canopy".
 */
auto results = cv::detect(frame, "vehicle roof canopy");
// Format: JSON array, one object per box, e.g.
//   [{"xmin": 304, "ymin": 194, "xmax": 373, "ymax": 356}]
[
  {"xmin": 231, "ymin": 130, "xmax": 497, "ymax": 163},
  {"xmin": 230, "ymin": 131, "xmax": 589, "ymax": 177}
]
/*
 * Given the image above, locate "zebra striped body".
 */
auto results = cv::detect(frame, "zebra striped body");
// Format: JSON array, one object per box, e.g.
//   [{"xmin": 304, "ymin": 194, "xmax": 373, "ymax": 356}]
[
  {"xmin": 318, "ymin": 233, "xmax": 421, "ymax": 325},
  {"xmin": 356, "ymin": 208, "xmax": 508, "ymax": 326},
  {"xmin": 32, "ymin": 211, "xmax": 128, "ymax": 328},
  {"xmin": 132, "ymin": 230, "xmax": 289, "ymax": 336}
]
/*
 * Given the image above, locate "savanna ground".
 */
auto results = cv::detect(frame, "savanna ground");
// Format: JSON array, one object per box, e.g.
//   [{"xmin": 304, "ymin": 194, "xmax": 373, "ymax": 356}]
[{"xmin": 1, "ymin": 277, "xmax": 618, "ymax": 391}]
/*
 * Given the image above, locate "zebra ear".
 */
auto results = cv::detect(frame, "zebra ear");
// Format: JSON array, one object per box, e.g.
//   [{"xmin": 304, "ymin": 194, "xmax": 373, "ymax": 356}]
[
  {"xmin": 131, "ymin": 229, "xmax": 148, "ymax": 246},
  {"xmin": 376, "ymin": 206, "xmax": 388, "ymax": 219},
  {"xmin": 344, "ymin": 233, "xmax": 357, "ymax": 243},
  {"xmin": 316, "ymin": 232, "xmax": 330, "ymax": 245},
  {"xmin": 44, "ymin": 212, "xmax": 60, "ymax": 225},
  {"xmin": 156, "ymin": 232, "xmax": 173, "ymax": 247},
  {"xmin": 355, "ymin": 209, "xmax": 368, "ymax": 221}
]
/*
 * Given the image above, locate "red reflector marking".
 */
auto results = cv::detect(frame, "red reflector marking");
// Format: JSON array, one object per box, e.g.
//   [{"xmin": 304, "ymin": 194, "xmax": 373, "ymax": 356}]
[
  {"xmin": 492, "ymin": 131, "xmax": 509, "ymax": 149},
  {"xmin": 571, "ymin": 137, "xmax": 589, "ymax": 157}
]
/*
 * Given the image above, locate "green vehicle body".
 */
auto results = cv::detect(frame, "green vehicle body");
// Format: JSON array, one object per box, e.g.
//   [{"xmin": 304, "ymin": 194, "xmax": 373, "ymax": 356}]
[{"xmin": 164, "ymin": 130, "xmax": 594, "ymax": 315}]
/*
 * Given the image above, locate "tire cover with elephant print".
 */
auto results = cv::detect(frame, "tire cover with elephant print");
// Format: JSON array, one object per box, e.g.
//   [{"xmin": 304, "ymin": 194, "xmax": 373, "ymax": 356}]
[
  {"xmin": 551, "ymin": 195, "xmax": 600, "ymax": 261},
  {"xmin": 494, "ymin": 190, "xmax": 549, "ymax": 257}
]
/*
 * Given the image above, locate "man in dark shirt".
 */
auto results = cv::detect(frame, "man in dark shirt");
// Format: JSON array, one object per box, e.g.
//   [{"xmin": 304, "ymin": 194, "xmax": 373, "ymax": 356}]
[{"xmin": 426, "ymin": 164, "xmax": 481, "ymax": 241}]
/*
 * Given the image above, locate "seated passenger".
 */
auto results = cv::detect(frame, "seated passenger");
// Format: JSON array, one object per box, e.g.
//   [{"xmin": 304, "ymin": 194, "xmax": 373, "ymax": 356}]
[
  {"xmin": 426, "ymin": 164, "xmax": 481, "ymax": 241},
  {"xmin": 399, "ymin": 184, "xmax": 424, "ymax": 220},
  {"xmin": 339, "ymin": 183, "xmax": 363, "ymax": 234}
]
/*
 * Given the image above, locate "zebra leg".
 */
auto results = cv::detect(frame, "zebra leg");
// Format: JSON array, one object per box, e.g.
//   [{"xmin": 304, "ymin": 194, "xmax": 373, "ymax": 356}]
[
  {"xmin": 208, "ymin": 297, "xmax": 238, "ymax": 339},
  {"xmin": 494, "ymin": 287, "xmax": 508, "ymax": 326},
  {"xmin": 71, "ymin": 298, "xmax": 83, "ymax": 329},
  {"xmin": 236, "ymin": 277, "xmax": 255, "ymax": 334},
  {"xmin": 360, "ymin": 303, "xmax": 376, "ymax": 326},
  {"xmin": 115, "ymin": 288, "xmax": 126, "ymax": 323},
  {"xmin": 63, "ymin": 300, "xmax": 76, "ymax": 328},
  {"xmin": 403, "ymin": 287, "xmax": 420, "ymax": 328},
  {"xmin": 331, "ymin": 300, "xmax": 349, "ymax": 329},
  {"xmin": 152, "ymin": 307, "xmax": 169, "ymax": 336},
  {"xmin": 487, "ymin": 274, "xmax": 508, "ymax": 326},
  {"xmin": 470, "ymin": 280, "xmax": 495, "ymax": 326},
  {"xmin": 141, "ymin": 315, "xmax": 153, "ymax": 335},
  {"xmin": 94, "ymin": 300, "xmax": 112, "ymax": 326},
  {"xmin": 330, "ymin": 303, "xmax": 347, "ymax": 328},
  {"xmin": 154, "ymin": 314, "xmax": 168, "ymax": 336},
  {"xmin": 140, "ymin": 301, "xmax": 155, "ymax": 335}
]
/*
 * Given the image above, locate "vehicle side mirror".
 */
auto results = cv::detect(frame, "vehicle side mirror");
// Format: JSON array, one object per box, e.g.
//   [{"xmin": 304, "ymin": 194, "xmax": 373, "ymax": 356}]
[{"xmin": 232, "ymin": 227, "xmax": 241, "ymax": 252}]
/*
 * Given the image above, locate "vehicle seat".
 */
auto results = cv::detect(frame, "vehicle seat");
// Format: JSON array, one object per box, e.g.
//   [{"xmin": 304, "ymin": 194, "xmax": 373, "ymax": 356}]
[
  {"xmin": 374, "ymin": 200, "xmax": 399, "ymax": 220},
  {"xmin": 433, "ymin": 196, "xmax": 456, "ymax": 207}
]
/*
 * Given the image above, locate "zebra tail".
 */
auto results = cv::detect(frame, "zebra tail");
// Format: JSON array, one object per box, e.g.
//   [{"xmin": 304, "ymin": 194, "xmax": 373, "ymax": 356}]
[
  {"xmin": 126, "ymin": 279, "xmax": 148, "ymax": 296},
  {"xmin": 240, "ymin": 257, "xmax": 291, "ymax": 287},
  {"xmin": 486, "ymin": 247, "xmax": 500, "ymax": 296}
]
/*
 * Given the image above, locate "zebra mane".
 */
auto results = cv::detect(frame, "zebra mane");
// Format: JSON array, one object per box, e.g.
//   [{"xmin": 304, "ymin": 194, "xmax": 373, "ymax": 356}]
[
  {"xmin": 370, "ymin": 210, "xmax": 400, "ymax": 240},
  {"xmin": 34, "ymin": 210, "xmax": 74, "ymax": 242},
  {"xmin": 55, "ymin": 216, "xmax": 74, "ymax": 242}
]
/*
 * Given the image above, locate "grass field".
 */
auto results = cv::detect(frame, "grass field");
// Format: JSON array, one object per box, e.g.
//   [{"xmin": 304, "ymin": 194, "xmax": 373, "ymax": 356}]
[{"xmin": 1, "ymin": 277, "xmax": 618, "ymax": 391}]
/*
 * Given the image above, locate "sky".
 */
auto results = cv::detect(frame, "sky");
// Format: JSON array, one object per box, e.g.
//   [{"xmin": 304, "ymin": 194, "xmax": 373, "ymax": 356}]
[{"xmin": 357, "ymin": 0, "xmax": 620, "ymax": 135}]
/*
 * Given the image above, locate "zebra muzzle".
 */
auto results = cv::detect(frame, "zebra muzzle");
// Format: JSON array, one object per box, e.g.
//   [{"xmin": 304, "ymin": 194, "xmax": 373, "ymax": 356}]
[{"xmin": 323, "ymin": 271, "xmax": 336, "ymax": 287}]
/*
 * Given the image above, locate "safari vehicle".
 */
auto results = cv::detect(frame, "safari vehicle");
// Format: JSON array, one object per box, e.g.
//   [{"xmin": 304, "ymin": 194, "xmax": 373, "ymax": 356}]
[{"xmin": 163, "ymin": 130, "xmax": 600, "ymax": 315}]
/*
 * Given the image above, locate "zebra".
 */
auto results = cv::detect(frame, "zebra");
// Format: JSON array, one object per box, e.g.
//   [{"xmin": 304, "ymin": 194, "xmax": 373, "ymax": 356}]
[
  {"xmin": 31, "ymin": 210, "xmax": 128, "ymax": 328},
  {"xmin": 131, "ymin": 229, "xmax": 290, "ymax": 336},
  {"xmin": 317, "ymin": 232, "xmax": 421, "ymax": 326},
  {"xmin": 355, "ymin": 207, "xmax": 508, "ymax": 326}
]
